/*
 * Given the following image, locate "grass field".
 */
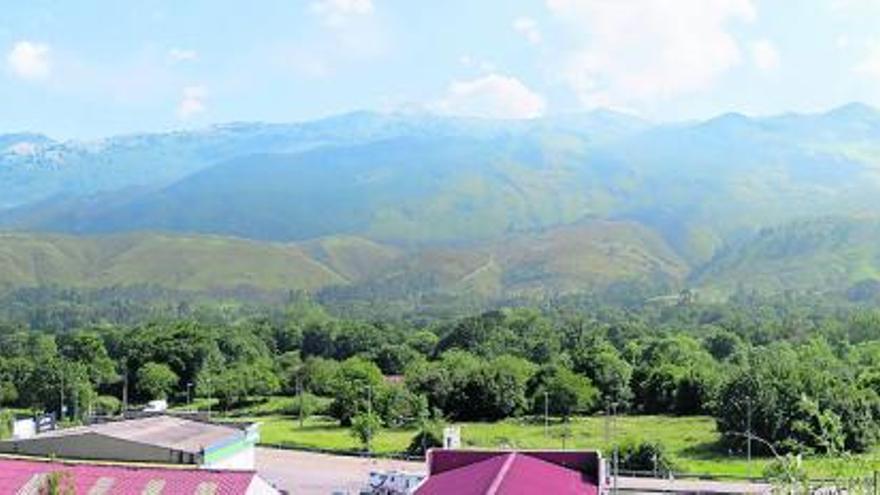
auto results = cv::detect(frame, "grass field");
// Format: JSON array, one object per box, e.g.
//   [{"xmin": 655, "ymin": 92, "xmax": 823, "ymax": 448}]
[{"xmin": 240, "ymin": 413, "xmax": 880, "ymax": 478}]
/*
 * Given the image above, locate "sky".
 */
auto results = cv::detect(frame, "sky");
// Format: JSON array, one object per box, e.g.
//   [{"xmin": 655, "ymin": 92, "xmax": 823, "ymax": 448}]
[{"xmin": 3, "ymin": 0, "xmax": 880, "ymax": 139}]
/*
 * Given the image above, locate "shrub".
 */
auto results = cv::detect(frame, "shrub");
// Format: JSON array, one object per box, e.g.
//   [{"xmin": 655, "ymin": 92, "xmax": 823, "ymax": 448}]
[
  {"xmin": 350, "ymin": 411, "xmax": 382, "ymax": 452},
  {"xmin": 0, "ymin": 409, "xmax": 13, "ymax": 440},
  {"xmin": 616, "ymin": 440, "xmax": 676, "ymax": 475},
  {"xmin": 93, "ymin": 395, "xmax": 121, "ymax": 416},
  {"xmin": 407, "ymin": 429, "xmax": 443, "ymax": 457}
]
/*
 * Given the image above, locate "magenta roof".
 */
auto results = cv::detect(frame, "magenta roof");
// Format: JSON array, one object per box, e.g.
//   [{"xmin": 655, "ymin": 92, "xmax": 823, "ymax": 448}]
[
  {"xmin": 0, "ymin": 458, "xmax": 261, "ymax": 494},
  {"xmin": 416, "ymin": 450, "xmax": 600, "ymax": 495}
]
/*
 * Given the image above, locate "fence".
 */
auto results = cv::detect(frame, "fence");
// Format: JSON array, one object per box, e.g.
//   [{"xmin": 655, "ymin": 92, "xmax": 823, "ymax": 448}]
[{"xmin": 616, "ymin": 469, "xmax": 880, "ymax": 494}]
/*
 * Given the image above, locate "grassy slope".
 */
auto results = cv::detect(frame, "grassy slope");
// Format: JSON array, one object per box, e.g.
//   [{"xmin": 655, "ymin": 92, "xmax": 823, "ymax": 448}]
[
  {"xmin": 0, "ymin": 232, "xmax": 345, "ymax": 291},
  {"xmin": 695, "ymin": 217, "xmax": 880, "ymax": 293},
  {"xmin": 251, "ymin": 414, "xmax": 880, "ymax": 477},
  {"xmin": 0, "ymin": 222, "xmax": 686, "ymax": 295}
]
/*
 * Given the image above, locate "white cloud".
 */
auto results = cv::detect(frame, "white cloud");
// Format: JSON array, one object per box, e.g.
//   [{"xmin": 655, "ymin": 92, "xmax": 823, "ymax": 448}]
[
  {"xmin": 855, "ymin": 45, "xmax": 880, "ymax": 80},
  {"xmin": 311, "ymin": 0, "xmax": 374, "ymax": 27},
  {"xmin": 546, "ymin": 0, "xmax": 755, "ymax": 109},
  {"xmin": 7, "ymin": 41, "xmax": 51, "ymax": 81},
  {"xmin": 831, "ymin": 0, "xmax": 880, "ymax": 12},
  {"xmin": 513, "ymin": 16, "xmax": 542, "ymax": 45},
  {"xmin": 459, "ymin": 54, "xmax": 496, "ymax": 73},
  {"xmin": 168, "ymin": 48, "xmax": 198, "ymax": 62},
  {"xmin": 432, "ymin": 73, "xmax": 546, "ymax": 119},
  {"xmin": 750, "ymin": 39, "xmax": 780, "ymax": 71},
  {"xmin": 177, "ymin": 85, "xmax": 207, "ymax": 119}
]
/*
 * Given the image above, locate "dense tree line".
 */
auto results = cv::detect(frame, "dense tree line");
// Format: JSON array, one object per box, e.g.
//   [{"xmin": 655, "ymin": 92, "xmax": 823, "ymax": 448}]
[{"xmin": 3, "ymin": 290, "xmax": 880, "ymax": 457}]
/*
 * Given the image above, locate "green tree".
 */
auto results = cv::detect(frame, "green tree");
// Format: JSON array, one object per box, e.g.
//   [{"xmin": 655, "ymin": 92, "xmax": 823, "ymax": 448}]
[
  {"xmin": 571, "ymin": 337, "xmax": 633, "ymax": 409},
  {"xmin": 329, "ymin": 357, "xmax": 384, "ymax": 425},
  {"xmin": 373, "ymin": 344, "xmax": 422, "ymax": 375},
  {"xmin": 136, "ymin": 362, "xmax": 179, "ymax": 401},
  {"xmin": 528, "ymin": 364, "xmax": 598, "ymax": 419},
  {"xmin": 350, "ymin": 411, "xmax": 381, "ymax": 452},
  {"xmin": 375, "ymin": 383, "xmax": 428, "ymax": 427}
]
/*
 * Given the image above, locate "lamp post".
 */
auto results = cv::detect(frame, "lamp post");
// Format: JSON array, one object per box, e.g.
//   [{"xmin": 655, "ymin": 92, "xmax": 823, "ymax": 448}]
[{"xmin": 186, "ymin": 382, "xmax": 193, "ymax": 411}]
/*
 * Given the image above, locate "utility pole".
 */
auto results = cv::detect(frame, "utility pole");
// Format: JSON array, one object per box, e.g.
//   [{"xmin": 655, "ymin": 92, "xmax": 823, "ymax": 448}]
[
  {"xmin": 122, "ymin": 361, "xmax": 128, "ymax": 414},
  {"xmin": 366, "ymin": 385, "xmax": 373, "ymax": 455},
  {"xmin": 207, "ymin": 378, "xmax": 213, "ymax": 417},
  {"xmin": 59, "ymin": 371, "xmax": 65, "ymax": 422},
  {"xmin": 604, "ymin": 405, "xmax": 610, "ymax": 447},
  {"xmin": 297, "ymin": 375, "xmax": 304, "ymax": 428},
  {"xmin": 544, "ymin": 391, "xmax": 549, "ymax": 438},
  {"xmin": 612, "ymin": 446, "xmax": 619, "ymax": 495},
  {"xmin": 747, "ymin": 397, "xmax": 752, "ymax": 479}
]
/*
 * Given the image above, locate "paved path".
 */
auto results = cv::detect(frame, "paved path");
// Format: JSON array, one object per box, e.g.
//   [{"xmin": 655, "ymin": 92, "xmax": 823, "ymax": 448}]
[
  {"xmin": 256, "ymin": 447, "xmax": 773, "ymax": 494},
  {"xmin": 256, "ymin": 447, "xmax": 424, "ymax": 494},
  {"xmin": 617, "ymin": 476, "xmax": 772, "ymax": 494}
]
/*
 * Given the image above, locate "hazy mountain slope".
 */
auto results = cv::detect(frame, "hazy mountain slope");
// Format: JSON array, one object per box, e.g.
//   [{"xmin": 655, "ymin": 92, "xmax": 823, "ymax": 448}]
[
  {"xmin": 5, "ymin": 105, "xmax": 880, "ymax": 268},
  {"xmin": 3, "ymin": 135, "xmax": 618, "ymax": 242},
  {"xmin": 0, "ymin": 110, "xmax": 646, "ymax": 210},
  {"xmin": 694, "ymin": 217, "xmax": 880, "ymax": 293}
]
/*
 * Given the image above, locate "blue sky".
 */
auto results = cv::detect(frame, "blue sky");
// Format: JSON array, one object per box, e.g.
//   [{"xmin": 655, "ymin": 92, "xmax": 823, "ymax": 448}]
[{"xmin": 3, "ymin": 0, "xmax": 880, "ymax": 138}]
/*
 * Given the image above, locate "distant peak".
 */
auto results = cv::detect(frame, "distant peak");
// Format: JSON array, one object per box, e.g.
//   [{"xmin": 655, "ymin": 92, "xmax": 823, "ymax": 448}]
[
  {"xmin": 697, "ymin": 112, "xmax": 753, "ymax": 131},
  {"xmin": 711, "ymin": 111, "xmax": 751, "ymax": 122},
  {"xmin": 825, "ymin": 102, "xmax": 879, "ymax": 119}
]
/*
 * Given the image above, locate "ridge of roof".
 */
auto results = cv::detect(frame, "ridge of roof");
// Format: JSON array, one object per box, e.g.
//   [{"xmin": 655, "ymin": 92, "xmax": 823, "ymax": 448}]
[{"xmin": 485, "ymin": 452, "xmax": 516, "ymax": 495}]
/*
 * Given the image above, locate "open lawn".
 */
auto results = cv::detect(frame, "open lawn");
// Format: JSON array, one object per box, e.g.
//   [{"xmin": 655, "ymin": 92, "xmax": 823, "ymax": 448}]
[{"xmin": 243, "ymin": 414, "xmax": 880, "ymax": 479}]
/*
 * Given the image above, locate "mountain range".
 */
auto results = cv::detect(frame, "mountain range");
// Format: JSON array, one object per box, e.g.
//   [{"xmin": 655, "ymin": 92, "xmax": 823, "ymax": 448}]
[{"xmin": 3, "ymin": 105, "xmax": 880, "ymax": 300}]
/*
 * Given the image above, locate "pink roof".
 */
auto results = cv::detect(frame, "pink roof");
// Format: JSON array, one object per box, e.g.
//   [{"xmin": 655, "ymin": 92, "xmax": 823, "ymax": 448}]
[
  {"xmin": 0, "ymin": 458, "xmax": 261, "ymax": 494},
  {"xmin": 416, "ymin": 450, "xmax": 600, "ymax": 495}
]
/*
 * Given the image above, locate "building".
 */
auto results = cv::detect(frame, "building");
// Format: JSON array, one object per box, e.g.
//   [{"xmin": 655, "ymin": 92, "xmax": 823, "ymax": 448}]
[
  {"xmin": 414, "ymin": 449, "xmax": 605, "ymax": 495},
  {"xmin": 0, "ymin": 415, "xmax": 259, "ymax": 470},
  {"xmin": 0, "ymin": 457, "xmax": 278, "ymax": 495}
]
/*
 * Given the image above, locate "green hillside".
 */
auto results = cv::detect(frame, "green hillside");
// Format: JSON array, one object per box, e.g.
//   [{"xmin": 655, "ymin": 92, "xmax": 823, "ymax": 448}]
[
  {"xmin": 0, "ymin": 222, "xmax": 686, "ymax": 297},
  {"xmin": 0, "ymin": 232, "xmax": 344, "ymax": 292},
  {"xmin": 693, "ymin": 216, "xmax": 880, "ymax": 293}
]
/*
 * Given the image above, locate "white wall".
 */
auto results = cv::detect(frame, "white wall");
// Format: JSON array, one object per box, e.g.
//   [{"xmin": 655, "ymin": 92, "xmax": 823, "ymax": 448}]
[
  {"xmin": 12, "ymin": 419, "xmax": 35, "ymax": 440},
  {"xmin": 246, "ymin": 474, "xmax": 280, "ymax": 495}
]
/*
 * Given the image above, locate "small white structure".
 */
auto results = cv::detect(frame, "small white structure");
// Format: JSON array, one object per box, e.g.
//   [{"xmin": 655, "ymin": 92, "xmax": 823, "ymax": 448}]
[
  {"xmin": 443, "ymin": 426, "xmax": 461, "ymax": 449},
  {"xmin": 144, "ymin": 399, "xmax": 168, "ymax": 412},
  {"xmin": 12, "ymin": 418, "xmax": 36, "ymax": 440}
]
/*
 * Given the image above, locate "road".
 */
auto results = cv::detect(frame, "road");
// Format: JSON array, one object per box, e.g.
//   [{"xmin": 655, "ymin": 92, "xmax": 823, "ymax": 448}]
[
  {"xmin": 256, "ymin": 447, "xmax": 424, "ymax": 494},
  {"xmin": 255, "ymin": 447, "xmax": 773, "ymax": 494}
]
